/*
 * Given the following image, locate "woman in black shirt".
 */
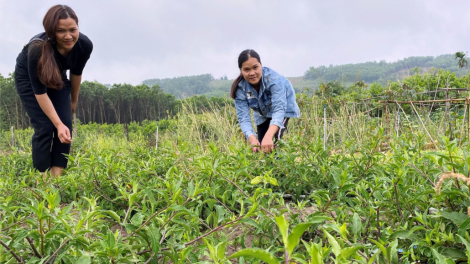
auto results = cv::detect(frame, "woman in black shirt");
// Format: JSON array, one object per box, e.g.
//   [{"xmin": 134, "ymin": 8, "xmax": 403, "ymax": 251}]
[{"xmin": 15, "ymin": 5, "xmax": 93, "ymax": 176}]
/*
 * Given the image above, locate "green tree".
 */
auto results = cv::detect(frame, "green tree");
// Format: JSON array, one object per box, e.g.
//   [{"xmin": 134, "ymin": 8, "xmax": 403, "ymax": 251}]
[{"xmin": 455, "ymin": 51, "xmax": 468, "ymax": 69}]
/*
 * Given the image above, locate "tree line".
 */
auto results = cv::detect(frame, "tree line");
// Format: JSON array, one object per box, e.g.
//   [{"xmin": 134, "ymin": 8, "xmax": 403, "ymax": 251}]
[{"xmin": 0, "ymin": 74, "xmax": 230, "ymax": 130}]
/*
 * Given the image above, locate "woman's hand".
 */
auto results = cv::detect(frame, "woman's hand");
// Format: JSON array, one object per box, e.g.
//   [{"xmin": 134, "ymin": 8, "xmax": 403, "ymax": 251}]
[
  {"xmin": 261, "ymin": 136, "xmax": 274, "ymax": 153},
  {"xmin": 248, "ymin": 135, "xmax": 261, "ymax": 153},
  {"xmin": 57, "ymin": 123, "xmax": 72, "ymax": 144},
  {"xmin": 260, "ymin": 125, "xmax": 279, "ymax": 153}
]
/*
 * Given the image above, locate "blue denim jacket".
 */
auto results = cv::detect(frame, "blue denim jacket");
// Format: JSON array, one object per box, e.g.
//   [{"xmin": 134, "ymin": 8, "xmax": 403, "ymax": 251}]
[{"xmin": 234, "ymin": 67, "xmax": 301, "ymax": 139}]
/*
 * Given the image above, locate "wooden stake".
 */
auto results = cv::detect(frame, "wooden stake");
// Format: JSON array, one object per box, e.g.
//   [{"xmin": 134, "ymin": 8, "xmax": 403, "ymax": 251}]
[
  {"xmin": 123, "ymin": 123, "xmax": 129, "ymax": 142},
  {"xmin": 156, "ymin": 122, "xmax": 159, "ymax": 150},
  {"xmin": 73, "ymin": 113, "xmax": 77, "ymax": 138},
  {"xmin": 323, "ymin": 104, "xmax": 326, "ymax": 151},
  {"xmin": 10, "ymin": 126, "xmax": 14, "ymax": 148}
]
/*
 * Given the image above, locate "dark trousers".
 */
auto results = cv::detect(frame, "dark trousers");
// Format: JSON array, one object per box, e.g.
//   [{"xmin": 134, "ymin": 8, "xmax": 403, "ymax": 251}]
[
  {"xmin": 17, "ymin": 82, "xmax": 72, "ymax": 172},
  {"xmin": 257, "ymin": 118, "xmax": 289, "ymax": 142}
]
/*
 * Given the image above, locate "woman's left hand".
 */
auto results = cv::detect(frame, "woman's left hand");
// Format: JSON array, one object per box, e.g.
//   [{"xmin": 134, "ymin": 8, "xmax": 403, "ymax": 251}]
[{"xmin": 261, "ymin": 137, "xmax": 274, "ymax": 153}]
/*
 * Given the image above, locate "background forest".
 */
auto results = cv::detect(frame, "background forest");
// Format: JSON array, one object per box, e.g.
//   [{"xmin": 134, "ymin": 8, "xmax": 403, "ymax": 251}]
[{"xmin": 0, "ymin": 53, "xmax": 468, "ymax": 130}]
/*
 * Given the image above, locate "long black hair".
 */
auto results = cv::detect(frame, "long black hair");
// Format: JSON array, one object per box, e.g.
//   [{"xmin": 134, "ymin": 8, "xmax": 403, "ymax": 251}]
[
  {"xmin": 37, "ymin": 5, "xmax": 78, "ymax": 90},
  {"xmin": 230, "ymin": 49, "xmax": 261, "ymax": 99}
]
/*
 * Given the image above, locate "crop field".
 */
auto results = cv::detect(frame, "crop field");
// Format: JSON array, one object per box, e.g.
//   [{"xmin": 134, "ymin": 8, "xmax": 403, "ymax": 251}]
[{"xmin": 1, "ymin": 71, "xmax": 470, "ymax": 263}]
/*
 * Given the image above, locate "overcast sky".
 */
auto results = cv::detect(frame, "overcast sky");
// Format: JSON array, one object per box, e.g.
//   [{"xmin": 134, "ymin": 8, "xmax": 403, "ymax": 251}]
[{"xmin": 0, "ymin": 0, "xmax": 469, "ymax": 85}]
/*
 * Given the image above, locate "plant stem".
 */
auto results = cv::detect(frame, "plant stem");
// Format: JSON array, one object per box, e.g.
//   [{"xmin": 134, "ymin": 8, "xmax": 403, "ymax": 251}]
[
  {"xmin": 159, "ymin": 215, "xmax": 245, "ymax": 251},
  {"xmin": 376, "ymin": 207, "xmax": 381, "ymax": 241},
  {"xmin": 130, "ymin": 201, "xmax": 174, "ymax": 235},
  {"xmin": 26, "ymin": 237, "xmax": 42, "ymax": 258},
  {"xmin": 43, "ymin": 238, "xmax": 70, "ymax": 264},
  {"xmin": 39, "ymin": 217, "xmax": 45, "ymax": 256},
  {"xmin": 0, "ymin": 240, "xmax": 23, "ymax": 263},
  {"xmin": 120, "ymin": 205, "xmax": 132, "ymax": 234},
  {"xmin": 216, "ymin": 171, "xmax": 275, "ymax": 217},
  {"xmin": 408, "ymin": 162, "xmax": 435, "ymax": 187},
  {"xmin": 322, "ymin": 190, "xmax": 339, "ymax": 213},
  {"xmin": 0, "ymin": 214, "xmax": 32, "ymax": 232},
  {"xmin": 393, "ymin": 182, "xmax": 405, "ymax": 225}
]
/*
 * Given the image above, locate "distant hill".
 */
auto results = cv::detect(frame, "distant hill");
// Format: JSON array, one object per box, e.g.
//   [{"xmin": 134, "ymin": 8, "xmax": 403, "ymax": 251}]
[
  {"xmin": 143, "ymin": 54, "xmax": 468, "ymax": 98},
  {"xmin": 304, "ymin": 54, "xmax": 467, "ymax": 84}
]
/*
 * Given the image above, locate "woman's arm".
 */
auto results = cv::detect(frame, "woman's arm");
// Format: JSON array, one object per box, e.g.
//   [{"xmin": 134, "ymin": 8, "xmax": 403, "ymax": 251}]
[
  {"xmin": 234, "ymin": 91, "xmax": 260, "ymax": 152},
  {"xmin": 70, "ymin": 73, "xmax": 81, "ymax": 114},
  {"xmin": 260, "ymin": 79, "xmax": 288, "ymax": 152},
  {"xmin": 35, "ymin": 94, "xmax": 72, "ymax": 144}
]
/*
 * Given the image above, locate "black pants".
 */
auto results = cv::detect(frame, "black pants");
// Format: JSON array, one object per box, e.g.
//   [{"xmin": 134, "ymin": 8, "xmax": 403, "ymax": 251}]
[
  {"xmin": 257, "ymin": 118, "xmax": 289, "ymax": 143},
  {"xmin": 16, "ymin": 82, "xmax": 72, "ymax": 172}
]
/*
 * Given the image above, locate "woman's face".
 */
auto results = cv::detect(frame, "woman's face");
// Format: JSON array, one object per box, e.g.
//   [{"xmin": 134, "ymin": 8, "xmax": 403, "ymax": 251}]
[
  {"xmin": 55, "ymin": 17, "xmax": 79, "ymax": 51},
  {"xmin": 240, "ymin": 57, "xmax": 262, "ymax": 87}
]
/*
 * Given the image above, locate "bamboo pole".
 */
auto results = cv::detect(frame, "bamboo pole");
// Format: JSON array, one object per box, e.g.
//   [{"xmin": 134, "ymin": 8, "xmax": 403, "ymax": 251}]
[
  {"xmin": 396, "ymin": 110, "xmax": 400, "ymax": 138},
  {"xmin": 380, "ymin": 99, "xmax": 467, "ymax": 104},
  {"xmin": 323, "ymin": 104, "xmax": 326, "ymax": 151},
  {"xmin": 468, "ymin": 97, "xmax": 470, "ymax": 141},
  {"xmin": 410, "ymin": 101, "xmax": 438, "ymax": 149},
  {"xmin": 459, "ymin": 103, "xmax": 467, "ymax": 147}
]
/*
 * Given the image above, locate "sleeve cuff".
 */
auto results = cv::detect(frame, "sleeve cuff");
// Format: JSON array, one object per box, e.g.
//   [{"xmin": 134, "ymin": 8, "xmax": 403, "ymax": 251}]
[
  {"xmin": 270, "ymin": 118, "xmax": 285, "ymax": 130},
  {"xmin": 244, "ymin": 131, "xmax": 256, "ymax": 140},
  {"xmin": 70, "ymin": 70, "xmax": 83, "ymax": 76}
]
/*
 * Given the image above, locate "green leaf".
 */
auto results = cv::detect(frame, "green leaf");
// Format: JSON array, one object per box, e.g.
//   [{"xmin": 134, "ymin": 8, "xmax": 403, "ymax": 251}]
[
  {"xmin": 148, "ymin": 226, "xmax": 161, "ymax": 254},
  {"xmin": 76, "ymin": 254, "xmax": 91, "ymax": 264},
  {"xmin": 168, "ymin": 204, "xmax": 196, "ymax": 216},
  {"xmin": 370, "ymin": 239, "xmax": 389, "ymax": 263},
  {"xmin": 122, "ymin": 223, "xmax": 139, "ymax": 233},
  {"xmin": 323, "ymin": 230, "xmax": 341, "ymax": 257},
  {"xmin": 440, "ymin": 211, "xmax": 468, "ymax": 226},
  {"xmin": 287, "ymin": 222, "xmax": 314, "ymax": 256},
  {"xmin": 351, "ymin": 213, "xmax": 361, "ymax": 237},
  {"xmin": 286, "ymin": 218, "xmax": 330, "ymax": 257},
  {"xmin": 275, "ymin": 215, "xmax": 289, "ymax": 248},
  {"xmin": 269, "ymin": 178, "xmax": 279, "ymax": 186},
  {"xmin": 338, "ymin": 246, "xmax": 363, "ymax": 260},
  {"xmin": 458, "ymin": 218, "xmax": 470, "ymax": 237},
  {"xmin": 203, "ymin": 238, "xmax": 216, "ymax": 260},
  {"xmin": 340, "ymin": 184, "xmax": 356, "ymax": 192},
  {"xmin": 303, "ymin": 241, "xmax": 323, "ymax": 264},
  {"xmin": 171, "ymin": 189, "xmax": 182, "ymax": 203},
  {"xmin": 431, "ymin": 248, "xmax": 456, "ymax": 264},
  {"xmin": 216, "ymin": 241, "xmax": 228, "ymax": 260},
  {"xmin": 45, "ymin": 230, "xmax": 70, "ymax": 239},
  {"xmin": 239, "ymin": 218, "xmax": 261, "ymax": 230},
  {"xmin": 251, "ymin": 176, "xmax": 262, "ymax": 185},
  {"xmin": 457, "ymin": 234, "xmax": 470, "ymax": 260},
  {"xmin": 228, "ymin": 249, "xmax": 281, "ymax": 264},
  {"xmin": 102, "ymin": 210, "xmax": 121, "ymax": 223},
  {"xmin": 440, "ymin": 247, "xmax": 466, "ymax": 259},
  {"xmin": 308, "ymin": 216, "xmax": 332, "ymax": 224}
]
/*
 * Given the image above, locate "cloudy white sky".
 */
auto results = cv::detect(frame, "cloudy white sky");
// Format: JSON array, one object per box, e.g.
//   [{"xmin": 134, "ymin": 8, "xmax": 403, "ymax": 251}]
[{"xmin": 0, "ymin": 0, "xmax": 469, "ymax": 85}]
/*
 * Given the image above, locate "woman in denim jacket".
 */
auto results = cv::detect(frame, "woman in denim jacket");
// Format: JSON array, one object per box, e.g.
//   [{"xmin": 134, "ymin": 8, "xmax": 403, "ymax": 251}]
[{"xmin": 231, "ymin": 50, "xmax": 300, "ymax": 153}]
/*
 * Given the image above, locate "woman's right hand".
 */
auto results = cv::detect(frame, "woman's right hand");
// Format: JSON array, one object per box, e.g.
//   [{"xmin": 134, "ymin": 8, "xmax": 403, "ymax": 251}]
[
  {"xmin": 35, "ymin": 94, "xmax": 72, "ymax": 144},
  {"xmin": 248, "ymin": 135, "xmax": 260, "ymax": 153},
  {"xmin": 57, "ymin": 123, "xmax": 72, "ymax": 144}
]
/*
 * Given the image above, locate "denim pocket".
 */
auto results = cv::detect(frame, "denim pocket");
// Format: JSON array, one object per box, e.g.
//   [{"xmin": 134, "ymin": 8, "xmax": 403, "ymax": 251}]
[{"xmin": 248, "ymin": 99, "xmax": 260, "ymax": 113}]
